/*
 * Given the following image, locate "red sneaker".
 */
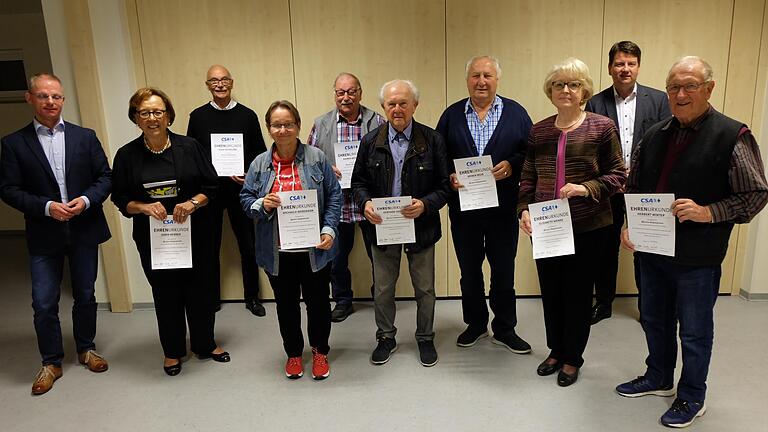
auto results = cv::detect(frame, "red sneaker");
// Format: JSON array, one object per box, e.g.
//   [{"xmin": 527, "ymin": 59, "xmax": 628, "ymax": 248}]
[
  {"xmin": 311, "ymin": 348, "xmax": 330, "ymax": 380},
  {"xmin": 285, "ymin": 356, "xmax": 303, "ymax": 379}
]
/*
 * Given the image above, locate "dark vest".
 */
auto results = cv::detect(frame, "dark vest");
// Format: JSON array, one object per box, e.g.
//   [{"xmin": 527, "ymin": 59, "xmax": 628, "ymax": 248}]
[{"xmin": 636, "ymin": 109, "xmax": 743, "ymax": 265}]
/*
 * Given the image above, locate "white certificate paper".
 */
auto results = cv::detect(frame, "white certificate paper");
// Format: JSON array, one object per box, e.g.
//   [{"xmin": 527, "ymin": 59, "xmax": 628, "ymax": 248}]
[
  {"xmin": 277, "ymin": 190, "xmax": 321, "ymax": 250},
  {"xmin": 150, "ymin": 216, "xmax": 192, "ymax": 270},
  {"xmin": 454, "ymin": 155, "xmax": 499, "ymax": 211},
  {"xmin": 210, "ymin": 133, "xmax": 244, "ymax": 176},
  {"xmin": 333, "ymin": 140, "xmax": 360, "ymax": 189},
  {"xmin": 624, "ymin": 193, "xmax": 676, "ymax": 257},
  {"xmin": 529, "ymin": 198, "xmax": 575, "ymax": 259},
  {"xmin": 372, "ymin": 196, "xmax": 416, "ymax": 245}
]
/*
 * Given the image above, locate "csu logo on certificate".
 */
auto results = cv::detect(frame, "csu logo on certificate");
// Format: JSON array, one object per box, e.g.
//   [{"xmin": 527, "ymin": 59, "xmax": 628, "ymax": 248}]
[
  {"xmin": 289, "ymin": 194, "xmax": 307, "ymax": 201},
  {"xmin": 640, "ymin": 197, "xmax": 662, "ymax": 203},
  {"xmin": 162, "ymin": 219, "xmax": 175, "ymax": 225},
  {"xmin": 344, "ymin": 144, "xmax": 357, "ymax": 150},
  {"xmin": 465, "ymin": 160, "xmax": 482, "ymax": 167},
  {"xmin": 384, "ymin": 199, "xmax": 400, "ymax": 204},
  {"xmin": 541, "ymin": 204, "xmax": 558, "ymax": 212}
]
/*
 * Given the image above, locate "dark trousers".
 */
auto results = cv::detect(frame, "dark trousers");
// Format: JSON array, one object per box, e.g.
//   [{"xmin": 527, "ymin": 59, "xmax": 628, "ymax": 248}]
[
  {"xmin": 211, "ymin": 179, "xmax": 260, "ymax": 302},
  {"xmin": 267, "ymin": 253, "xmax": 331, "ymax": 357},
  {"xmin": 331, "ymin": 220, "xmax": 373, "ymax": 304},
  {"xmin": 594, "ymin": 193, "xmax": 625, "ymax": 307},
  {"xmin": 535, "ymin": 226, "xmax": 611, "ymax": 368},
  {"xmin": 30, "ymin": 243, "xmax": 99, "ymax": 366},
  {"xmin": 637, "ymin": 253, "xmax": 720, "ymax": 402},
  {"xmin": 450, "ymin": 210, "xmax": 519, "ymax": 335},
  {"xmin": 139, "ymin": 257, "xmax": 217, "ymax": 359}
]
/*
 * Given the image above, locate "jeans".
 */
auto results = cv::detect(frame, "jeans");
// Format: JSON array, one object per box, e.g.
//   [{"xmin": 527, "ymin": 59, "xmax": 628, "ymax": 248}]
[
  {"xmin": 30, "ymin": 243, "xmax": 99, "ymax": 366},
  {"xmin": 331, "ymin": 221, "xmax": 373, "ymax": 304},
  {"xmin": 637, "ymin": 253, "xmax": 721, "ymax": 402},
  {"xmin": 372, "ymin": 245, "xmax": 435, "ymax": 342},
  {"xmin": 450, "ymin": 210, "xmax": 519, "ymax": 335},
  {"xmin": 267, "ymin": 253, "xmax": 331, "ymax": 357}
]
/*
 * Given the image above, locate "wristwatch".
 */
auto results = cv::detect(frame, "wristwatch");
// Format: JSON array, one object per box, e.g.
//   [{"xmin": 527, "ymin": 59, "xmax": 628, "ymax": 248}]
[{"xmin": 189, "ymin": 198, "xmax": 200, "ymax": 210}]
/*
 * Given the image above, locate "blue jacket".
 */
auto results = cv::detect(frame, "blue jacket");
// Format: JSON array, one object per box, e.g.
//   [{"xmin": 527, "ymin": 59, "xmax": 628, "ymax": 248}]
[{"xmin": 240, "ymin": 142, "xmax": 341, "ymax": 275}]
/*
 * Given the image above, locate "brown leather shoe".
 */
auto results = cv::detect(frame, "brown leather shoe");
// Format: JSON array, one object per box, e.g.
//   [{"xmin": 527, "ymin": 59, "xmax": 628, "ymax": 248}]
[
  {"xmin": 78, "ymin": 350, "xmax": 109, "ymax": 373},
  {"xmin": 31, "ymin": 365, "xmax": 63, "ymax": 395}
]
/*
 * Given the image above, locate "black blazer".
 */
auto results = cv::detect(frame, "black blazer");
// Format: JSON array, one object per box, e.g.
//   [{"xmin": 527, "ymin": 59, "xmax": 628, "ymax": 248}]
[
  {"xmin": 0, "ymin": 121, "xmax": 112, "ymax": 255},
  {"xmin": 586, "ymin": 83, "xmax": 671, "ymax": 156},
  {"xmin": 111, "ymin": 132, "xmax": 218, "ymax": 253}
]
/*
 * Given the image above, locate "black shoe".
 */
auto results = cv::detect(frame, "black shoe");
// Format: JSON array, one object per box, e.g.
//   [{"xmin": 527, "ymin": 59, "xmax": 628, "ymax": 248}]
[
  {"xmin": 198, "ymin": 351, "xmax": 231, "ymax": 363},
  {"xmin": 491, "ymin": 332, "xmax": 532, "ymax": 354},
  {"xmin": 370, "ymin": 338, "xmax": 397, "ymax": 365},
  {"xmin": 164, "ymin": 360, "xmax": 182, "ymax": 376},
  {"xmin": 557, "ymin": 368, "xmax": 579, "ymax": 387},
  {"xmin": 417, "ymin": 340, "xmax": 438, "ymax": 367},
  {"xmin": 590, "ymin": 303, "xmax": 612, "ymax": 325},
  {"xmin": 330, "ymin": 303, "xmax": 353, "ymax": 323},
  {"xmin": 456, "ymin": 326, "xmax": 488, "ymax": 347},
  {"xmin": 537, "ymin": 359, "xmax": 561, "ymax": 376},
  {"xmin": 245, "ymin": 299, "xmax": 266, "ymax": 317}
]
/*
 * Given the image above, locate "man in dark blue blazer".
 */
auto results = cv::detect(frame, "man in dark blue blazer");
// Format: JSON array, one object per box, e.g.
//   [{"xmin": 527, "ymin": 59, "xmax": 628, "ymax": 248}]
[
  {"xmin": 585, "ymin": 41, "xmax": 671, "ymax": 324},
  {"xmin": 437, "ymin": 56, "xmax": 532, "ymax": 353},
  {"xmin": 0, "ymin": 73, "xmax": 112, "ymax": 395}
]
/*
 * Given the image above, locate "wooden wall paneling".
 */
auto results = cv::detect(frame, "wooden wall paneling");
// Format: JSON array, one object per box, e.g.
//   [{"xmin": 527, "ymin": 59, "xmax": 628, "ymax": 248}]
[
  {"xmin": 64, "ymin": 0, "xmax": 133, "ymax": 311},
  {"xmin": 133, "ymin": 0, "xmax": 296, "ymax": 300},
  {"xmin": 290, "ymin": 0, "xmax": 448, "ymax": 297},
  {"xmin": 445, "ymin": 0, "xmax": 605, "ymax": 296}
]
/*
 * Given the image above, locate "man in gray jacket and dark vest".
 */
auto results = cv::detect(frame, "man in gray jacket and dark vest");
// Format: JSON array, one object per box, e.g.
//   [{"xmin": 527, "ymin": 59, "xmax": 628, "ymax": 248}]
[
  {"xmin": 307, "ymin": 73, "xmax": 383, "ymax": 322},
  {"xmin": 616, "ymin": 56, "xmax": 767, "ymax": 428}
]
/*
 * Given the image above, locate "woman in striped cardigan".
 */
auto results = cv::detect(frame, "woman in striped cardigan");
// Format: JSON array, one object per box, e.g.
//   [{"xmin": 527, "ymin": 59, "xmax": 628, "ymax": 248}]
[{"xmin": 518, "ymin": 58, "xmax": 626, "ymax": 387}]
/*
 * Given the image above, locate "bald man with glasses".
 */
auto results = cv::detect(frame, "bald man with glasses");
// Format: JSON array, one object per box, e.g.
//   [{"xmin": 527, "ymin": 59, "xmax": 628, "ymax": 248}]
[{"xmin": 187, "ymin": 65, "xmax": 268, "ymax": 316}]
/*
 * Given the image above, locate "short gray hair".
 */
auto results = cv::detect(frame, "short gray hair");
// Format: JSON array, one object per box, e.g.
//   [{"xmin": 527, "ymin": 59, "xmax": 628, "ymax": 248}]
[
  {"xmin": 465, "ymin": 55, "xmax": 502, "ymax": 79},
  {"xmin": 543, "ymin": 57, "xmax": 594, "ymax": 105},
  {"xmin": 28, "ymin": 73, "xmax": 62, "ymax": 92},
  {"xmin": 379, "ymin": 79, "xmax": 419, "ymax": 105},
  {"xmin": 667, "ymin": 56, "xmax": 714, "ymax": 83}
]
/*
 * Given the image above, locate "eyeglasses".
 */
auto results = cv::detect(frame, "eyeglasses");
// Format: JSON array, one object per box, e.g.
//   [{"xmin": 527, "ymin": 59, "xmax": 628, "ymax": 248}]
[
  {"xmin": 334, "ymin": 88, "xmax": 359, "ymax": 97},
  {"xmin": 269, "ymin": 122, "xmax": 297, "ymax": 131},
  {"xmin": 666, "ymin": 81, "xmax": 710, "ymax": 94},
  {"xmin": 33, "ymin": 93, "xmax": 64, "ymax": 101},
  {"xmin": 552, "ymin": 81, "xmax": 583, "ymax": 91},
  {"xmin": 138, "ymin": 110, "xmax": 166, "ymax": 119},
  {"xmin": 206, "ymin": 77, "xmax": 233, "ymax": 86}
]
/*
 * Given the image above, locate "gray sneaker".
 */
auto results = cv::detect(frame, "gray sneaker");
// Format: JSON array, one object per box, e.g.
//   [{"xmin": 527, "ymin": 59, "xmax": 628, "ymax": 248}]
[
  {"xmin": 491, "ymin": 332, "xmax": 532, "ymax": 354},
  {"xmin": 370, "ymin": 338, "xmax": 397, "ymax": 365},
  {"xmin": 417, "ymin": 340, "xmax": 438, "ymax": 367}
]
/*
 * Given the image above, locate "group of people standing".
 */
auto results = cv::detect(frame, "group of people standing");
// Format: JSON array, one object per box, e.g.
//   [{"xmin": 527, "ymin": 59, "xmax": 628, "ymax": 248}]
[{"xmin": 1, "ymin": 40, "xmax": 766, "ymax": 429}]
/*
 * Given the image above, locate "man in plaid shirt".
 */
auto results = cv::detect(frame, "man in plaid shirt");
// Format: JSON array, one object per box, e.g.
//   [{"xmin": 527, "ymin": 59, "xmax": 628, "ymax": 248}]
[{"xmin": 308, "ymin": 72, "xmax": 384, "ymax": 322}]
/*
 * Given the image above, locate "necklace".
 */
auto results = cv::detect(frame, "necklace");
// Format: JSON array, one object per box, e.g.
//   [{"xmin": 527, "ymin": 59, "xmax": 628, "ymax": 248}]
[
  {"xmin": 555, "ymin": 111, "xmax": 585, "ymax": 130},
  {"xmin": 144, "ymin": 136, "xmax": 171, "ymax": 154}
]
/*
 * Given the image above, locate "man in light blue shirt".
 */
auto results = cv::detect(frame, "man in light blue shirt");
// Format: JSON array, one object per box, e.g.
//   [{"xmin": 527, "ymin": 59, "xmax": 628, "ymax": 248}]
[{"xmin": 0, "ymin": 73, "xmax": 112, "ymax": 395}]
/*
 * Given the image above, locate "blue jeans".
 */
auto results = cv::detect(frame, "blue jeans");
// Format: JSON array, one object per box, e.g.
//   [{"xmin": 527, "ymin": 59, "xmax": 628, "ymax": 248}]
[
  {"xmin": 30, "ymin": 243, "xmax": 99, "ymax": 366},
  {"xmin": 638, "ymin": 253, "xmax": 721, "ymax": 402},
  {"xmin": 331, "ymin": 221, "xmax": 373, "ymax": 304}
]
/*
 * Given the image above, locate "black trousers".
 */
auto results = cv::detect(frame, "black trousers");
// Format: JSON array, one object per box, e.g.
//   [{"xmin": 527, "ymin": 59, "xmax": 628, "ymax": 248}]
[
  {"xmin": 536, "ymin": 226, "xmax": 611, "ymax": 368},
  {"xmin": 594, "ymin": 193, "xmax": 642, "ymax": 311},
  {"xmin": 139, "ymin": 256, "xmax": 217, "ymax": 359},
  {"xmin": 267, "ymin": 253, "xmax": 331, "ymax": 357},
  {"xmin": 450, "ymin": 210, "xmax": 519, "ymax": 335},
  {"xmin": 211, "ymin": 179, "xmax": 260, "ymax": 302}
]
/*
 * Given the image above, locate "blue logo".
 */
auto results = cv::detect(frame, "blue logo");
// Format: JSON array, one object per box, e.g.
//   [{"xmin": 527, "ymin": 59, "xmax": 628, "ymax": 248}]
[
  {"xmin": 465, "ymin": 160, "xmax": 482, "ymax": 167},
  {"xmin": 162, "ymin": 219, "xmax": 175, "ymax": 224},
  {"xmin": 344, "ymin": 145, "xmax": 357, "ymax": 150},
  {"xmin": 221, "ymin": 137, "xmax": 235, "ymax": 142},
  {"xmin": 384, "ymin": 199, "xmax": 400, "ymax": 204},
  {"xmin": 541, "ymin": 204, "xmax": 558, "ymax": 212},
  {"xmin": 289, "ymin": 194, "xmax": 306, "ymax": 201},
  {"xmin": 640, "ymin": 197, "xmax": 661, "ymax": 203}
]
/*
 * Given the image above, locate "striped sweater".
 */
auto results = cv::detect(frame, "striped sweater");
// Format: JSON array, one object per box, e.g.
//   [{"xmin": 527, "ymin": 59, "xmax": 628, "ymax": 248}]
[{"xmin": 518, "ymin": 112, "xmax": 626, "ymax": 234}]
